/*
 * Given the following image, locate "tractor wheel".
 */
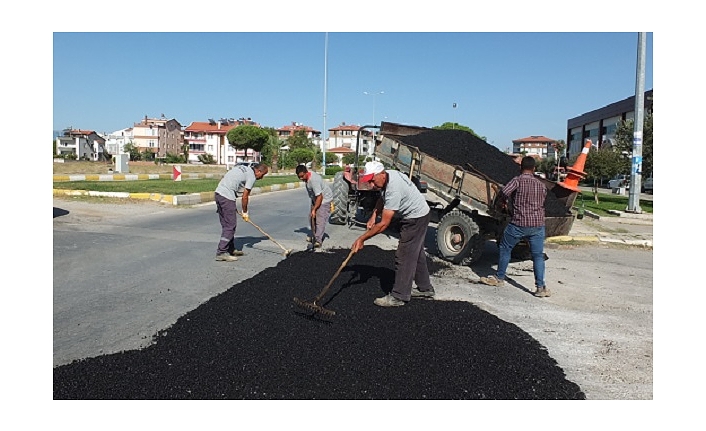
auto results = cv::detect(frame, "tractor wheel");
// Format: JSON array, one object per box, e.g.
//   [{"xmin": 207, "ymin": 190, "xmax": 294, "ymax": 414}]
[
  {"xmin": 435, "ymin": 210, "xmax": 485, "ymax": 265},
  {"xmin": 329, "ymin": 171, "xmax": 350, "ymax": 225}
]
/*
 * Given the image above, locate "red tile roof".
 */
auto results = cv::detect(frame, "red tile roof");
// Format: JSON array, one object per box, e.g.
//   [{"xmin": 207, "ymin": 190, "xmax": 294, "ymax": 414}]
[
  {"xmin": 512, "ymin": 135, "xmax": 556, "ymax": 144},
  {"xmin": 328, "ymin": 147, "xmax": 354, "ymax": 153}
]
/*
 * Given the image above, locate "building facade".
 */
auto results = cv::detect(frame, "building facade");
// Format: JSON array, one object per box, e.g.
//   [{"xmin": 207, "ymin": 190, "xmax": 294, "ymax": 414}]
[
  {"xmin": 102, "ymin": 128, "xmax": 134, "ymax": 156},
  {"xmin": 131, "ymin": 115, "xmax": 184, "ymax": 158},
  {"xmin": 183, "ymin": 117, "xmax": 261, "ymax": 167},
  {"xmin": 510, "ymin": 135, "xmax": 554, "ymax": 158},
  {"xmin": 327, "ymin": 123, "xmax": 372, "ymax": 158},
  {"xmin": 55, "ymin": 129, "xmax": 108, "ymax": 161},
  {"xmin": 566, "ymin": 89, "xmax": 653, "ymax": 157}
]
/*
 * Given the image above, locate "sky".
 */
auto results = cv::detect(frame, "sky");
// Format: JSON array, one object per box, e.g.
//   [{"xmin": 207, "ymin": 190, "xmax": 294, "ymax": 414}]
[{"xmin": 53, "ymin": 31, "xmax": 653, "ymax": 152}]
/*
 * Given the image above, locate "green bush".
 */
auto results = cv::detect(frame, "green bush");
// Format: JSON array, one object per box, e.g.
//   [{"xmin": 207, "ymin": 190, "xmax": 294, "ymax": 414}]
[
  {"xmin": 325, "ymin": 166, "xmax": 343, "ymax": 176},
  {"xmin": 198, "ymin": 153, "xmax": 216, "ymax": 164}
]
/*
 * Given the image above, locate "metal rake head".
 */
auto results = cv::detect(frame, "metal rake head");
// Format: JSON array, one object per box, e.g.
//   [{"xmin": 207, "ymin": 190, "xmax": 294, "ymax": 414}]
[{"xmin": 293, "ymin": 297, "xmax": 336, "ymax": 319}]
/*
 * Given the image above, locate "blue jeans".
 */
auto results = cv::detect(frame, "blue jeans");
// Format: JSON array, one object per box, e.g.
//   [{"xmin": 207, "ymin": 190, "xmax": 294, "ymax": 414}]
[{"xmin": 497, "ymin": 223, "xmax": 546, "ymax": 288}]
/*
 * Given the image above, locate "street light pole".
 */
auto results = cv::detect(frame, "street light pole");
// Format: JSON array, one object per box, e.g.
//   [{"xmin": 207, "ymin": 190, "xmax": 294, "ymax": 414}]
[{"xmin": 363, "ymin": 90, "xmax": 384, "ymax": 134}]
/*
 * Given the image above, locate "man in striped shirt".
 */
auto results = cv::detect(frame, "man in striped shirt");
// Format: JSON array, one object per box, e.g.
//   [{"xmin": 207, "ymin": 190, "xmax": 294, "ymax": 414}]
[{"xmin": 480, "ymin": 156, "xmax": 550, "ymax": 297}]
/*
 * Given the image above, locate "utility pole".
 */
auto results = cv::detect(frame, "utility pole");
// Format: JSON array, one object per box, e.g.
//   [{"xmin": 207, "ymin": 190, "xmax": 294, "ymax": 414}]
[
  {"xmin": 322, "ymin": 32, "xmax": 328, "ymax": 174},
  {"xmin": 452, "ymin": 102, "xmax": 457, "ymax": 129},
  {"xmin": 627, "ymin": 32, "xmax": 646, "ymax": 213}
]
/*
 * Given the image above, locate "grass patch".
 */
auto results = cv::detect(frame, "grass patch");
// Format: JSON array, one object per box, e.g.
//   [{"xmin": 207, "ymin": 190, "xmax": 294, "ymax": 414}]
[
  {"xmin": 578, "ymin": 191, "xmax": 653, "ymax": 216},
  {"xmin": 52, "ymin": 175, "xmax": 328, "ymax": 194}
]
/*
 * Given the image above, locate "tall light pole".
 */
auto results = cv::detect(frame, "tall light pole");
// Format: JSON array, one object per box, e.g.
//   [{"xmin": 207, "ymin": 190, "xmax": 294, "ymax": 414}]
[
  {"xmin": 627, "ymin": 32, "xmax": 646, "ymax": 213},
  {"xmin": 322, "ymin": 32, "xmax": 328, "ymax": 174},
  {"xmin": 363, "ymin": 91, "xmax": 384, "ymax": 156}
]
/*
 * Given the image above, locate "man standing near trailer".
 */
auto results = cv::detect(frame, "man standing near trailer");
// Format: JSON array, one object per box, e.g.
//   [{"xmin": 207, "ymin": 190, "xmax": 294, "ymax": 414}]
[
  {"xmin": 479, "ymin": 156, "xmax": 550, "ymax": 297},
  {"xmin": 296, "ymin": 164, "xmax": 333, "ymax": 250},
  {"xmin": 351, "ymin": 161, "xmax": 434, "ymax": 307}
]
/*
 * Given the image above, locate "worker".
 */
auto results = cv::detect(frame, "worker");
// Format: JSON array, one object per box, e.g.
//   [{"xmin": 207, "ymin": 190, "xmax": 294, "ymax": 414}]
[
  {"xmin": 214, "ymin": 163, "xmax": 269, "ymax": 261},
  {"xmin": 296, "ymin": 164, "xmax": 333, "ymax": 250},
  {"xmin": 480, "ymin": 156, "xmax": 550, "ymax": 297},
  {"xmin": 351, "ymin": 161, "xmax": 434, "ymax": 307}
]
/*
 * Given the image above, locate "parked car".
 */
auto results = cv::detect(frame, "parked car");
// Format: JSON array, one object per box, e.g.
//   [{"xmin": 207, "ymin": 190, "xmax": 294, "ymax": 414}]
[
  {"xmin": 608, "ymin": 174, "xmax": 629, "ymax": 189},
  {"xmin": 642, "ymin": 176, "xmax": 653, "ymax": 194},
  {"xmin": 236, "ymin": 161, "xmax": 258, "ymax": 168}
]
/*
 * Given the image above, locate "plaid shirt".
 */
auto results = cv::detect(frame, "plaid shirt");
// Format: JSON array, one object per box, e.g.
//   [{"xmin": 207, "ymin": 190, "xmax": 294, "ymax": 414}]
[{"xmin": 499, "ymin": 173, "xmax": 546, "ymax": 227}]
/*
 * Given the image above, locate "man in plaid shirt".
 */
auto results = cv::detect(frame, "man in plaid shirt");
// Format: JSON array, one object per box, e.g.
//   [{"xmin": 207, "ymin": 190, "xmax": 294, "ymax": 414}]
[{"xmin": 480, "ymin": 156, "xmax": 551, "ymax": 297}]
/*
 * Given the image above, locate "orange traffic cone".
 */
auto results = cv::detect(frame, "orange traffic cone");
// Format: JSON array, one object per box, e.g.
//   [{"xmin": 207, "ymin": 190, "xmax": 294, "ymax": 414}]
[{"xmin": 558, "ymin": 139, "xmax": 591, "ymax": 192}]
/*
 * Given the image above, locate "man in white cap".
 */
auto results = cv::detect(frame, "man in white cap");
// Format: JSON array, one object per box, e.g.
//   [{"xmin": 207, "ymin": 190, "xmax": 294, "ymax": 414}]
[{"xmin": 351, "ymin": 161, "xmax": 434, "ymax": 307}]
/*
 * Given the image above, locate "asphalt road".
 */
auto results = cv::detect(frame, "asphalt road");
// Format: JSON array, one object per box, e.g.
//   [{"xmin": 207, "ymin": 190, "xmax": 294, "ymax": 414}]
[{"xmin": 53, "ymin": 187, "xmax": 655, "ymax": 404}]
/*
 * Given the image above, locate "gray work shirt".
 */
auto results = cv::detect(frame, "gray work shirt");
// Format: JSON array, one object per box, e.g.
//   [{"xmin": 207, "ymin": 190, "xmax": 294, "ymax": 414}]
[
  {"xmin": 305, "ymin": 171, "xmax": 333, "ymax": 204},
  {"xmin": 381, "ymin": 170, "xmax": 429, "ymax": 219},
  {"xmin": 215, "ymin": 165, "xmax": 256, "ymax": 201}
]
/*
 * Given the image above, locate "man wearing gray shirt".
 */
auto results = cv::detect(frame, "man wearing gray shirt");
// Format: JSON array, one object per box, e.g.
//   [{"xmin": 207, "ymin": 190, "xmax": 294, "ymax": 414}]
[
  {"xmin": 214, "ymin": 163, "xmax": 269, "ymax": 261},
  {"xmin": 296, "ymin": 165, "xmax": 333, "ymax": 249},
  {"xmin": 351, "ymin": 161, "xmax": 434, "ymax": 307}
]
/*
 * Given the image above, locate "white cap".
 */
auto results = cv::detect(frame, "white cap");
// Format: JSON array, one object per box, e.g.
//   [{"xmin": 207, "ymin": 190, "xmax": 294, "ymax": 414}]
[{"xmin": 359, "ymin": 161, "xmax": 385, "ymax": 182}]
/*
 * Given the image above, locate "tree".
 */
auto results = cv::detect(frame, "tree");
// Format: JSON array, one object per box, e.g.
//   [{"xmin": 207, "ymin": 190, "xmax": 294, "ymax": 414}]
[
  {"xmin": 227, "ymin": 125, "xmax": 269, "ymax": 160},
  {"xmin": 584, "ymin": 147, "xmax": 625, "ymax": 201},
  {"xmin": 288, "ymin": 148, "xmax": 315, "ymax": 166},
  {"xmin": 258, "ymin": 127, "xmax": 280, "ymax": 171},
  {"xmin": 610, "ymin": 111, "xmax": 653, "ymax": 177},
  {"xmin": 434, "ymin": 122, "xmax": 487, "ymax": 141},
  {"xmin": 286, "ymin": 129, "xmax": 314, "ymax": 150},
  {"xmin": 316, "ymin": 151, "xmax": 337, "ymax": 166},
  {"xmin": 123, "ymin": 142, "xmax": 141, "ymax": 161}
]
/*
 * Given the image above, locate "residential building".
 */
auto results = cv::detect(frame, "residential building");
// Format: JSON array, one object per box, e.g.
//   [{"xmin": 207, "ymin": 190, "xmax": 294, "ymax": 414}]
[
  {"xmin": 102, "ymin": 128, "xmax": 134, "ymax": 155},
  {"xmin": 183, "ymin": 117, "xmax": 261, "ymax": 167},
  {"xmin": 511, "ymin": 136, "xmax": 555, "ymax": 159},
  {"xmin": 327, "ymin": 123, "xmax": 372, "ymax": 158},
  {"xmin": 566, "ymin": 89, "xmax": 653, "ymax": 157},
  {"xmin": 326, "ymin": 146, "xmax": 355, "ymax": 166},
  {"xmin": 55, "ymin": 129, "xmax": 108, "ymax": 161},
  {"xmin": 132, "ymin": 115, "xmax": 184, "ymax": 158},
  {"xmin": 276, "ymin": 122, "xmax": 322, "ymax": 147}
]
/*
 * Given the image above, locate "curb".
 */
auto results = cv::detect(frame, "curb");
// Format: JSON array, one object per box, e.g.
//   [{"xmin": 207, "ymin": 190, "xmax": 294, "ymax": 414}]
[
  {"xmin": 546, "ymin": 234, "xmax": 652, "ymax": 248},
  {"xmin": 52, "ymin": 180, "xmax": 322, "ymax": 205}
]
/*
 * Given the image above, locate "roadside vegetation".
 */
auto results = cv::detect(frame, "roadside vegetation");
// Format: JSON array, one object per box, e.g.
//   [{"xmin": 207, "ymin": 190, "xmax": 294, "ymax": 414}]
[{"xmin": 577, "ymin": 191, "xmax": 652, "ymax": 216}]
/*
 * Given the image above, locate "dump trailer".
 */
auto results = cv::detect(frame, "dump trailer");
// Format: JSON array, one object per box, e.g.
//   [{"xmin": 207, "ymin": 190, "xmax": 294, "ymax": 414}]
[{"xmin": 372, "ymin": 122, "xmax": 578, "ymax": 265}]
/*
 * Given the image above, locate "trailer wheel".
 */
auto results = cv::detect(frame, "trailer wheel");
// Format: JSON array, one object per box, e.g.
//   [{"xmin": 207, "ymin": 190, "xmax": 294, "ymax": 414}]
[
  {"xmin": 329, "ymin": 171, "xmax": 350, "ymax": 225},
  {"xmin": 436, "ymin": 210, "xmax": 484, "ymax": 265}
]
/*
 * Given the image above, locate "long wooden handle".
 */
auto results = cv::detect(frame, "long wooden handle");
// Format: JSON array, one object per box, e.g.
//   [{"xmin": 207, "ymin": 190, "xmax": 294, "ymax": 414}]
[
  {"xmin": 316, "ymin": 249, "xmax": 355, "ymax": 302},
  {"xmin": 239, "ymin": 212, "xmax": 289, "ymax": 253}
]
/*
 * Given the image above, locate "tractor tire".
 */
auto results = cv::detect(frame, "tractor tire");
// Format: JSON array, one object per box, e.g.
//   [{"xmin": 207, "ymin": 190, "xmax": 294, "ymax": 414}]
[
  {"xmin": 435, "ymin": 209, "xmax": 485, "ymax": 265},
  {"xmin": 329, "ymin": 171, "xmax": 350, "ymax": 225}
]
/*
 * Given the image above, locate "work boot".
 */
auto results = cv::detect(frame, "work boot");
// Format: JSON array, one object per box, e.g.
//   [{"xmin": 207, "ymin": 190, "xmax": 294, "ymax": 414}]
[
  {"xmin": 479, "ymin": 275, "xmax": 504, "ymax": 287},
  {"xmin": 411, "ymin": 287, "xmax": 435, "ymax": 298},
  {"xmin": 534, "ymin": 287, "xmax": 551, "ymax": 298},
  {"xmin": 374, "ymin": 294, "xmax": 405, "ymax": 307},
  {"xmin": 230, "ymin": 250, "xmax": 245, "ymax": 257},
  {"xmin": 216, "ymin": 253, "xmax": 238, "ymax": 262}
]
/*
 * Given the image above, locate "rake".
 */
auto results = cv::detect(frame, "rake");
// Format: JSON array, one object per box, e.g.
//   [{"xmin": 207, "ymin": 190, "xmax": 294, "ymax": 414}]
[
  {"xmin": 293, "ymin": 249, "xmax": 356, "ymax": 318},
  {"xmin": 238, "ymin": 211, "xmax": 292, "ymax": 257}
]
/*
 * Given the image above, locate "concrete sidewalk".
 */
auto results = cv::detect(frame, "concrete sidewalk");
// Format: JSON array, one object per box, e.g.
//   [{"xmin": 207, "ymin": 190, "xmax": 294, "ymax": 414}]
[{"xmin": 547, "ymin": 209, "xmax": 653, "ymax": 248}]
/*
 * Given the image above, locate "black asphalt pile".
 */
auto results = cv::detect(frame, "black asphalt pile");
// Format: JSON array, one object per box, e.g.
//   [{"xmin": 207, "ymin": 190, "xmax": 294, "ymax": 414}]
[
  {"xmin": 395, "ymin": 129, "xmax": 570, "ymax": 216},
  {"xmin": 54, "ymin": 247, "xmax": 585, "ymax": 400}
]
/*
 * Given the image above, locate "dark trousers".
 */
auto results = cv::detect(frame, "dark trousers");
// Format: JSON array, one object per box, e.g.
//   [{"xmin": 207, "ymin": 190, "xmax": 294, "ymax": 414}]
[
  {"xmin": 215, "ymin": 192, "xmax": 238, "ymax": 255},
  {"xmin": 310, "ymin": 201, "xmax": 331, "ymax": 243},
  {"xmin": 391, "ymin": 212, "xmax": 433, "ymax": 301}
]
